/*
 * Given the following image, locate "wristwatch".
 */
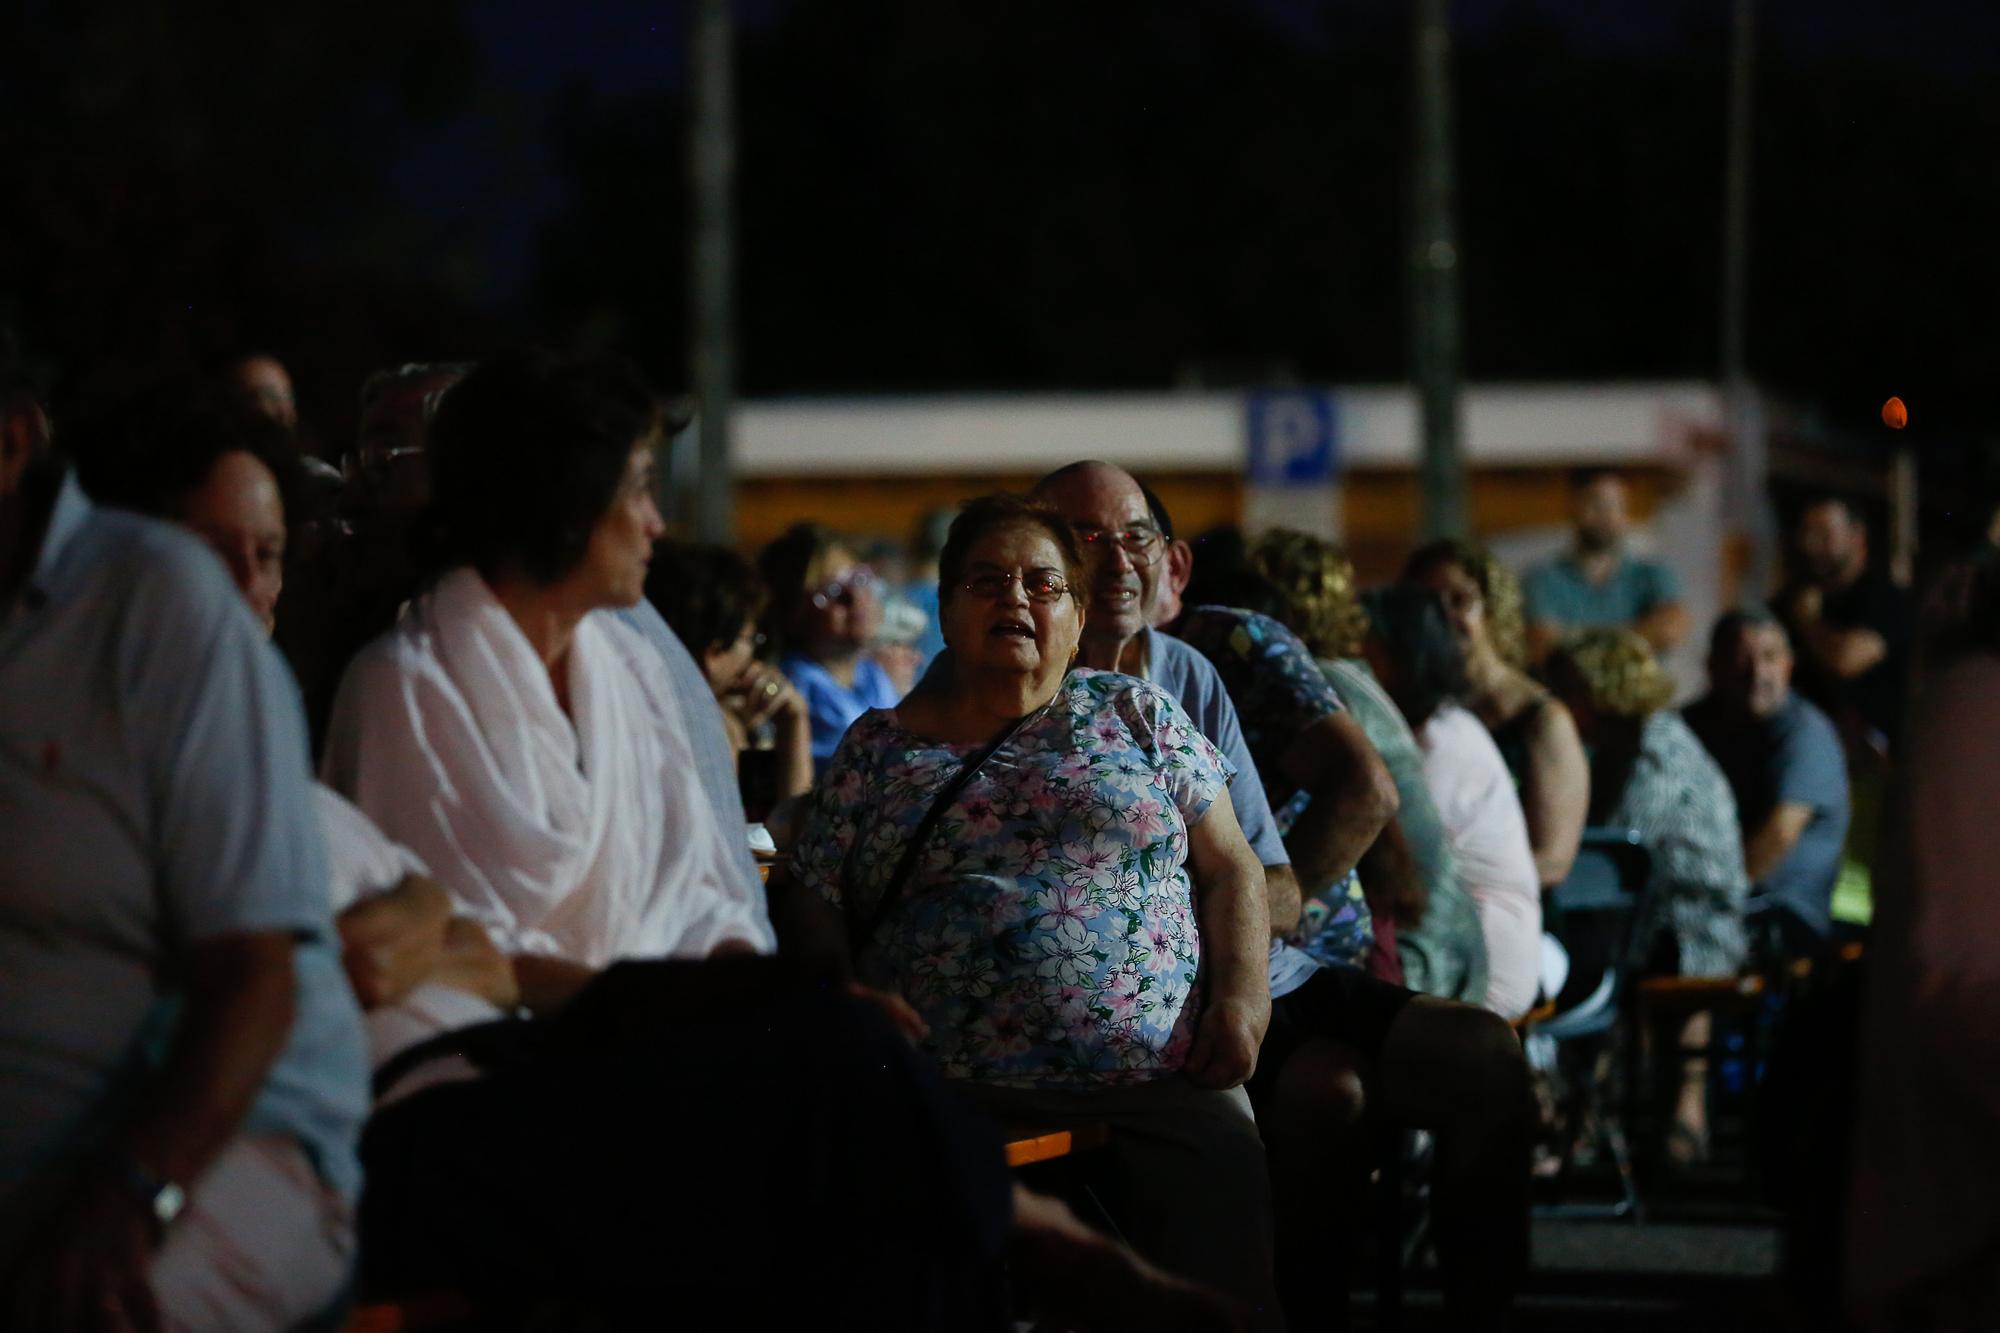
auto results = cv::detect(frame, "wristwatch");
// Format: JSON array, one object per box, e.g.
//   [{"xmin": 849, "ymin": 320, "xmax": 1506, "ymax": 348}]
[{"xmin": 99, "ymin": 1151, "xmax": 187, "ymax": 1235}]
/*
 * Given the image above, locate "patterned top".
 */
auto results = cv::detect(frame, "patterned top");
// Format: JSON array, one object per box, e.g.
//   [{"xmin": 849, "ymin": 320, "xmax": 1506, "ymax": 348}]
[
  {"xmin": 1604, "ymin": 712, "xmax": 1751, "ymax": 978},
  {"xmin": 1171, "ymin": 606, "xmax": 1373, "ymax": 968},
  {"xmin": 792, "ymin": 669, "xmax": 1231, "ymax": 1088}
]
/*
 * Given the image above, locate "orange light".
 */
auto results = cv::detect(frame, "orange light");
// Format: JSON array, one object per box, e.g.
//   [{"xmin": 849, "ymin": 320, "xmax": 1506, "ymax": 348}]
[{"xmin": 1881, "ymin": 396, "xmax": 1908, "ymax": 430}]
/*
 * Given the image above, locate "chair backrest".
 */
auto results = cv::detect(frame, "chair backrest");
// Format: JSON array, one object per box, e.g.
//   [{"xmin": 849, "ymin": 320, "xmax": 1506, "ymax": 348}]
[
  {"xmin": 1543, "ymin": 828, "xmax": 1654, "ymax": 1021},
  {"xmin": 1551, "ymin": 827, "xmax": 1650, "ymax": 915}
]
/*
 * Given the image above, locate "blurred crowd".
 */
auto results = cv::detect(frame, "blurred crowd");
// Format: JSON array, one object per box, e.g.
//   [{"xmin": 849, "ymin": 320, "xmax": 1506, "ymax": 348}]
[{"xmin": 2, "ymin": 340, "xmax": 1994, "ymax": 1332}]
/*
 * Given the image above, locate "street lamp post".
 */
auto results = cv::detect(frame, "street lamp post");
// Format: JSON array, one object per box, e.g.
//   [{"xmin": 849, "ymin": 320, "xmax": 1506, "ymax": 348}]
[
  {"xmin": 1411, "ymin": 0, "xmax": 1467, "ymax": 542},
  {"xmin": 688, "ymin": 0, "xmax": 736, "ymax": 542}
]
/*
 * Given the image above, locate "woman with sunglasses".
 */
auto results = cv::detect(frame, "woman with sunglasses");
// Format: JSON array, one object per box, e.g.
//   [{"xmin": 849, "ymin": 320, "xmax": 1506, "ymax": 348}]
[
  {"xmin": 783, "ymin": 493, "xmax": 1282, "ymax": 1327},
  {"xmin": 758, "ymin": 522, "xmax": 901, "ymax": 772}
]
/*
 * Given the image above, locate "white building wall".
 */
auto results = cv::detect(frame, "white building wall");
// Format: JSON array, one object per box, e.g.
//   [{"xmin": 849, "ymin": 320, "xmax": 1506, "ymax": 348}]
[{"xmin": 734, "ymin": 382, "xmax": 1735, "ymax": 695}]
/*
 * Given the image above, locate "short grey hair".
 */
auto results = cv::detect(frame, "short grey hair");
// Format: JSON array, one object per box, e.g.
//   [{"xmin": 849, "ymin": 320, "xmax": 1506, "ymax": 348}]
[{"xmin": 1708, "ymin": 605, "xmax": 1789, "ymax": 660}]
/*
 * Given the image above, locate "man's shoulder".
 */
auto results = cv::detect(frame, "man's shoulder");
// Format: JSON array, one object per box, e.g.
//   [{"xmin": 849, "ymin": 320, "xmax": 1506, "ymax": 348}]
[
  {"xmin": 1775, "ymin": 693, "xmax": 1842, "ymax": 753},
  {"xmin": 71, "ymin": 508, "xmax": 238, "ymax": 614},
  {"xmin": 1150, "ymin": 629, "xmax": 1228, "ymax": 700},
  {"xmin": 56, "ymin": 511, "xmax": 270, "ymax": 670}
]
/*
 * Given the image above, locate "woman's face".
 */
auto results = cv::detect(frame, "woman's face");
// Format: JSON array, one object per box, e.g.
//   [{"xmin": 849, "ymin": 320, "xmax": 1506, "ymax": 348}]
[
  {"xmin": 702, "ymin": 619, "xmax": 761, "ymax": 694},
  {"xmin": 179, "ymin": 450, "xmax": 286, "ymax": 636},
  {"xmin": 942, "ymin": 523, "xmax": 1084, "ymax": 682},
  {"xmin": 1413, "ymin": 560, "xmax": 1487, "ymax": 660},
  {"xmin": 796, "ymin": 545, "xmax": 880, "ymax": 654},
  {"xmin": 572, "ymin": 441, "xmax": 666, "ymax": 610}
]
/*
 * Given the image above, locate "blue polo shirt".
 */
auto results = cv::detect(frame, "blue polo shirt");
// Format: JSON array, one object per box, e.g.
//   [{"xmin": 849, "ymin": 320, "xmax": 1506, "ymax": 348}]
[
  {"xmin": 0, "ymin": 472, "xmax": 367, "ymax": 1263},
  {"xmin": 1524, "ymin": 551, "xmax": 1680, "ymax": 630},
  {"xmin": 1683, "ymin": 691, "xmax": 1850, "ymax": 938}
]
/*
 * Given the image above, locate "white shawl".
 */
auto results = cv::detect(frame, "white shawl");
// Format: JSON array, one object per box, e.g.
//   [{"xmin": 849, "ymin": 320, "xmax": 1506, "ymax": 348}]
[{"xmin": 322, "ymin": 567, "xmax": 774, "ymax": 969}]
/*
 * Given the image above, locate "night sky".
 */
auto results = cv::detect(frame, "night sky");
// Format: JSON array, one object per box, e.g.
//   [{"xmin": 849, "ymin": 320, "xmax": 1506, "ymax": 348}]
[{"xmin": 2, "ymin": 0, "xmax": 1996, "ymax": 461}]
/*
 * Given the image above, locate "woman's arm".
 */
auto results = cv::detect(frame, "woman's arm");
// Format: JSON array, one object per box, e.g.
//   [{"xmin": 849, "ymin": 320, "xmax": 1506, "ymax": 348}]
[
  {"xmin": 336, "ymin": 872, "xmax": 452, "ymax": 1009},
  {"xmin": 1183, "ymin": 794, "xmax": 1273, "ymax": 1089},
  {"xmin": 1274, "ymin": 711, "xmax": 1399, "ymax": 899},
  {"xmin": 1524, "ymin": 699, "xmax": 1590, "ymax": 888},
  {"xmin": 429, "ymin": 916, "xmax": 522, "ymax": 1009},
  {"xmin": 728, "ymin": 661, "xmax": 816, "ymax": 802}
]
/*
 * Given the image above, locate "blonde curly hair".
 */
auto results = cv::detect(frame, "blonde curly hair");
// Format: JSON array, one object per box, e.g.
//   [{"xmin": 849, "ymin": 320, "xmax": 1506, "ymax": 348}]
[
  {"xmin": 1248, "ymin": 528, "xmax": 1371, "ymax": 660},
  {"xmin": 1548, "ymin": 627, "xmax": 1676, "ymax": 718},
  {"xmin": 1403, "ymin": 539, "xmax": 1529, "ymax": 668}
]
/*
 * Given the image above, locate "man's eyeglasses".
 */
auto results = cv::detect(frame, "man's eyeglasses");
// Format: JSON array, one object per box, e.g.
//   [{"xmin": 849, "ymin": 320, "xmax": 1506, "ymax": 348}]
[
  {"xmin": 810, "ymin": 566, "xmax": 879, "ymax": 610},
  {"xmin": 961, "ymin": 569, "xmax": 1072, "ymax": 603},
  {"xmin": 1072, "ymin": 524, "xmax": 1164, "ymax": 566}
]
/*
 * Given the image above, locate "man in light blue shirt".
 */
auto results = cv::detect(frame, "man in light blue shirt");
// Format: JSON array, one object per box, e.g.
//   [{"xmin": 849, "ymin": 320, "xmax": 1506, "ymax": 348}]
[
  {"xmin": 1524, "ymin": 468, "xmax": 1689, "ymax": 663},
  {"xmin": 0, "ymin": 389, "xmax": 366, "ymax": 1328},
  {"xmin": 1028, "ymin": 462, "xmax": 1529, "ymax": 1329}
]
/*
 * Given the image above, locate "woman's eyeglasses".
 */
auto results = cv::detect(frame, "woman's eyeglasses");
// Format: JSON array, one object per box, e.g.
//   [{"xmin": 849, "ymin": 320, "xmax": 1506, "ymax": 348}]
[
  {"xmin": 1072, "ymin": 524, "xmax": 1164, "ymax": 566},
  {"xmin": 961, "ymin": 569, "xmax": 1071, "ymax": 603},
  {"xmin": 810, "ymin": 566, "xmax": 879, "ymax": 610}
]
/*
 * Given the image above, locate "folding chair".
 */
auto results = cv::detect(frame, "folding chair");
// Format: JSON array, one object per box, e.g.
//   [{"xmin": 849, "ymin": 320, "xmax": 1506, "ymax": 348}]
[{"xmin": 1533, "ymin": 827, "xmax": 1654, "ymax": 1221}]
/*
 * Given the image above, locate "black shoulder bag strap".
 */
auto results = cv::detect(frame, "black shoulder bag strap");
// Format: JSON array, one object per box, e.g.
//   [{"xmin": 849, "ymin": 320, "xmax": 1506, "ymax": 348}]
[{"xmin": 843, "ymin": 707, "xmax": 1039, "ymax": 963}]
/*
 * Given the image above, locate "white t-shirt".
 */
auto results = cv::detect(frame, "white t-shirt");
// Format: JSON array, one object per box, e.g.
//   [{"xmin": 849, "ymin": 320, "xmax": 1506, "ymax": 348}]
[{"xmin": 1417, "ymin": 704, "xmax": 1543, "ymax": 1019}]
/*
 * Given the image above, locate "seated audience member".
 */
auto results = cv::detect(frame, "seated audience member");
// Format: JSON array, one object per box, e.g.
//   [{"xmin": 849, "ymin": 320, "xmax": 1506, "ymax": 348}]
[
  {"xmin": 117, "ymin": 381, "xmax": 1212, "ymax": 1329},
  {"xmin": 648, "ymin": 541, "xmax": 813, "ymax": 813},
  {"xmin": 323, "ymin": 350, "xmax": 775, "ymax": 992},
  {"xmin": 1523, "ymin": 468, "xmax": 1689, "ymax": 663},
  {"xmin": 1545, "ymin": 628, "xmax": 1750, "ymax": 1162},
  {"xmin": 1405, "ymin": 539, "xmax": 1589, "ymax": 890},
  {"xmin": 1776, "ymin": 493, "xmax": 1912, "ymax": 757},
  {"xmin": 786, "ymin": 493, "xmax": 1282, "ymax": 1325},
  {"xmin": 72, "ymin": 391, "xmax": 511, "ymax": 1029},
  {"xmin": 759, "ymin": 522, "xmax": 901, "ymax": 772},
  {"xmin": 1, "ymin": 377, "xmax": 367, "ymax": 1330},
  {"xmin": 902, "ymin": 471, "xmax": 1530, "ymax": 1330},
  {"xmin": 279, "ymin": 360, "xmax": 472, "ymax": 750},
  {"xmin": 227, "ymin": 351, "xmax": 299, "ymax": 429},
  {"xmin": 1159, "ymin": 527, "xmax": 1399, "ymax": 977},
  {"xmin": 1683, "ymin": 610, "xmax": 1850, "ymax": 962},
  {"xmin": 903, "ymin": 506, "xmax": 955, "ymax": 671},
  {"xmin": 1252, "ymin": 528, "xmax": 1488, "ymax": 1007},
  {"xmin": 1848, "ymin": 549, "xmax": 2000, "ymax": 1332},
  {"xmin": 1363, "ymin": 587, "xmax": 1545, "ymax": 1022}
]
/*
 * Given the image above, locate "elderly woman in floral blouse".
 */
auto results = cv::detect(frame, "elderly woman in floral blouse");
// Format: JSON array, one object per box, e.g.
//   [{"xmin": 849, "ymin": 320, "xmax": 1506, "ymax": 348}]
[{"xmin": 785, "ymin": 493, "xmax": 1281, "ymax": 1328}]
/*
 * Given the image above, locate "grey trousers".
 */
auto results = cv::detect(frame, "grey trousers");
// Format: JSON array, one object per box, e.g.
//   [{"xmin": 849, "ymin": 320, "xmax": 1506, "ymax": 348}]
[{"xmin": 952, "ymin": 1077, "xmax": 1285, "ymax": 1332}]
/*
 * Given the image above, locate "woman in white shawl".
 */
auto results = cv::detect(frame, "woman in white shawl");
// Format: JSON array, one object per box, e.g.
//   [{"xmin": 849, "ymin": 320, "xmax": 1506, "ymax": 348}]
[
  {"xmin": 322, "ymin": 351, "xmax": 774, "ymax": 1002},
  {"xmin": 97, "ymin": 366, "xmax": 1240, "ymax": 1328}
]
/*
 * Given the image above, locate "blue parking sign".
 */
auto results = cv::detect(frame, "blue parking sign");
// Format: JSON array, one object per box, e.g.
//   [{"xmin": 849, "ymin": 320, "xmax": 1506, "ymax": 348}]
[{"xmin": 1246, "ymin": 390, "xmax": 1339, "ymax": 486}]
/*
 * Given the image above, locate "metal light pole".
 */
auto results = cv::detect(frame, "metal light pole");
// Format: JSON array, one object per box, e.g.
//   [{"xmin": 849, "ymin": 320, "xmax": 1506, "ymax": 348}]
[
  {"xmin": 1719, "ymin": 0, "xmax": 1770, "ymax": 593},
  {"xmin": 1412, "ymin": 0, "xmax": 1467, "ymax": 542},
  {"xmin": 688, "ymin": 0, "xmax": 736, "ymax": 543}
]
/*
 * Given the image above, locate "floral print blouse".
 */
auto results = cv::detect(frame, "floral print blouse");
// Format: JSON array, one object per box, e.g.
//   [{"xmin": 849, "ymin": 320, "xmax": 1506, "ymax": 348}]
[
  {"xmin": 1172, "ymin": 606, "xmax": 1373, "ymax": 968},
  {"xmin": 1606, "ymin": 711, "xmax": 1751, "ymax": 979},
  {"xmin": 791, "ymin": 669, "xmax": 1231, "ymax": 1089}
]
